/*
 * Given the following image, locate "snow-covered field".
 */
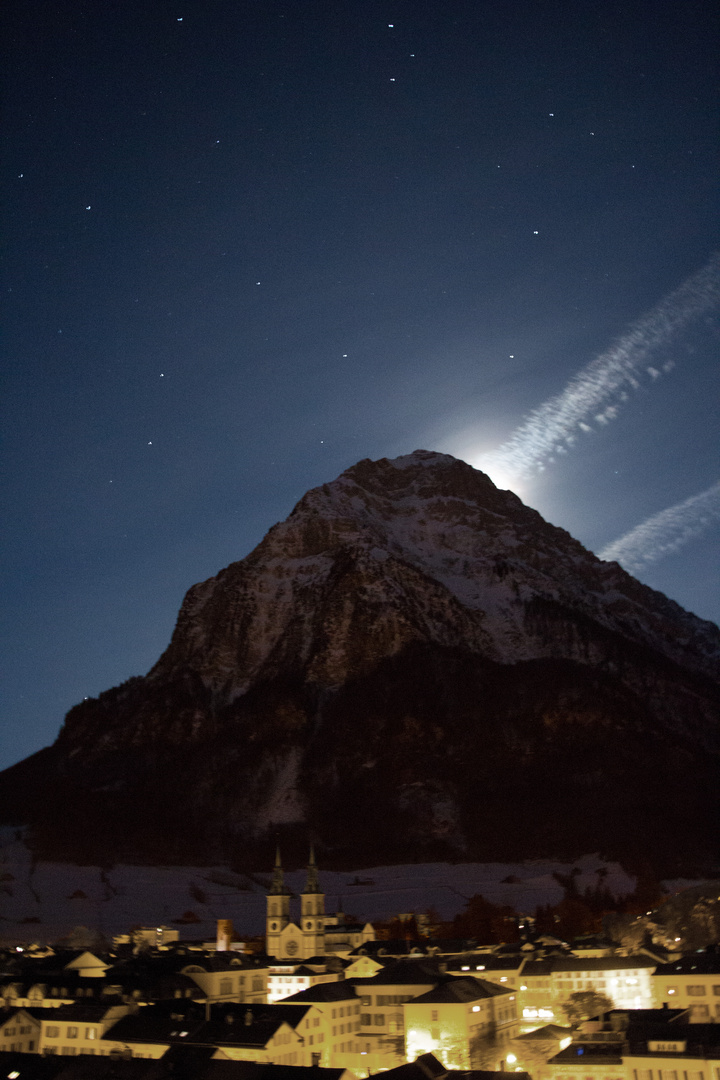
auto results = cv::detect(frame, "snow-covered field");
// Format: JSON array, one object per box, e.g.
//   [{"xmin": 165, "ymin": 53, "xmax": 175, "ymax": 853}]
[{"xmin": 0, "ymin": 830, "xmax": 650, "ymax": 945}]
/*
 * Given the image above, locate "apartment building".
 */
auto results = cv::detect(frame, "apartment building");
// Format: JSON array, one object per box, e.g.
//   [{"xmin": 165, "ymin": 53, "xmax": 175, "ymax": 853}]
[{"xmin": 652, "ymin": 955, "xmax": 720, "ymax": 1021}]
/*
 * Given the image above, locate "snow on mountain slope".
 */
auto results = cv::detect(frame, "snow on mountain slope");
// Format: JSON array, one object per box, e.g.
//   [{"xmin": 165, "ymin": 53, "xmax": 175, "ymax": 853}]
[{"xmin": 0, "ymin": 828, "xmax": 640, "ymax": 942}]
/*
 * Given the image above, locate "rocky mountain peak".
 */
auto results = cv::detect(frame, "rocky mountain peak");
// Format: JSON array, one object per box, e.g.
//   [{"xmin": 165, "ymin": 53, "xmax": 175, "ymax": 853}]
[
  {"xmin": 150, "ymin": 450, "xmax": 718, "ymax": 697},
  {"xmin": 1, "ymin": 452, "xmax": 718, "ymax": 870}
]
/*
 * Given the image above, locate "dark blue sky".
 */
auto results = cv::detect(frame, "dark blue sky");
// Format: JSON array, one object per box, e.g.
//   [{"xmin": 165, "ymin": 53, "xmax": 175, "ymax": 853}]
[{"xmin": 2, "ymin": 0, "xmax": 719, "ymax": 771}]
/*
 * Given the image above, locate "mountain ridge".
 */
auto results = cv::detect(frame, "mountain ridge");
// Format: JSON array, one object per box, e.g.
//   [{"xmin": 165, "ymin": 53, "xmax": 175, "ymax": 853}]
[{"xmin": 2, "ymin": 451, "xmax": 718, "ymax": 871}]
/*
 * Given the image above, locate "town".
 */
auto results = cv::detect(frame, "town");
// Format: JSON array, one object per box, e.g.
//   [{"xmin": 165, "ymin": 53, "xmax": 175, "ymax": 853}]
[{"xmin": 0, "ymin": 851, "xmax": 718, "ymax": 1080}]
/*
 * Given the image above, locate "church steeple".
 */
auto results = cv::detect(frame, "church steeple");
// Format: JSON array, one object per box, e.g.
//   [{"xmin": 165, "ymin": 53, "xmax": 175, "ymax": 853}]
[
  {"xmin": 266, "ymin": 847, "xmax": 291, "ymax": 957},
  {"xmin": 304, "ymin": 843, "xmax": 321, "ymax": 895},
  {"xmin": 300, "ymin": 844, "xmax": 325, "ymax": 956},
  {"xmin": 270, "ymin": 846, "xmax": 290, "ymax": 895}
]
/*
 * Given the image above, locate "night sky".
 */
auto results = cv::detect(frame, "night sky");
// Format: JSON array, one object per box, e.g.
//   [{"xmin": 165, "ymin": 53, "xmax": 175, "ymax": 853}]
[{"xmin": 2, "ymin": 0, "xmax": 719, "ymax": 772}]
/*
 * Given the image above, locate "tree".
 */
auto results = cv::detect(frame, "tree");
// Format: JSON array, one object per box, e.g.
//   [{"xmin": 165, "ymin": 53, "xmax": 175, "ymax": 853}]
[
  {"xmin": 560, "ymin": 990, "xmax": 614, "ymax": 1027},
  {"xmin": 452, "ymin": 894, "xmax": 519, "ymax": 943},
  {"xmin": 603, "ymin": 911, "xmax": 651, "ymax": 952},
  {"xmin": 510, "ymin": 1035, "xmax": 562, "ymax": 1080},
  {"xmin": 553, "ymin": 894, "xmax": 598, "ymax": 940}
]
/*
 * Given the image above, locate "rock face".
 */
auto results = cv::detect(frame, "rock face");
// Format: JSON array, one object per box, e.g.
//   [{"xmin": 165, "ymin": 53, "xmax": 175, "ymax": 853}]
[{"xmin": 2, "ymin": 451, "xmax": 719, "ymax": 870}]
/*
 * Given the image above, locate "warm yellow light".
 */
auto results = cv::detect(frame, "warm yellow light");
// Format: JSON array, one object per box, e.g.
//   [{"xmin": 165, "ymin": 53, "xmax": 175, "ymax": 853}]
[
  {"xmin": 668, "ymin": 990, "xmax": 675, "ymax": 995},
  {"xmin": 520, "ymin": 985, "xmax": 528, "ymax": 990},
  {"xmin": 507, "ymin": 1054, "xmax": 517, "ymax": 1065},
  {"xmin": 472, "ymin": 1006, "xmax": 480, "ymax": 1012}
]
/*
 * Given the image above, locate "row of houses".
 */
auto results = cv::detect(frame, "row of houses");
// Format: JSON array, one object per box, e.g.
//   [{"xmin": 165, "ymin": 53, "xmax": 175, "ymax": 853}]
[
  {"xmin": 0, "ymin": 958, "xmax": 519, "ymax": 1073},
  {"xmin": 6, "ymin": 945, "xmax": 714, "ymax": 1022}
]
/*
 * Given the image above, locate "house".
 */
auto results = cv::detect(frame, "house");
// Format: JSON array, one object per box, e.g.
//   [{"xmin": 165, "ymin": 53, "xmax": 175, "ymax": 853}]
[
  {"xmin": 279, "ymin": 980, "xmax": 362, "ymax": 1068},
  {"xmin": 652, "ymin": 953, "xmax": 720, "ymax": 1020},
  {"xmin": 351, "ymin": 959, "xmax": 447, "ymax": 1073},
  {"xmin": 96, "ymin": 998, "xmax": 202, "ymax": 1060},
  {"xmin": 179, "ymin": 958, "xmax": 268, "ymax": 1004},
  {"xmin": 267, "ymin": 961, "xmax": 344, "ymax": 1004},
  {"xmin": 36, "ymin": 1002, "xmax": 131, "ymax": 1056},
  {"xmin": 622, "ymin": 1019, "xmax": 720, "ymax": 1080},
  {"xmin": 100, "ymin": 1001, "xmax": 319, "ymax": 1066},
  {"xmin": 0, "ymin": 1006, "xmax": 41, "ymax": 1052},
  {"xmin": 343, "ymin": 955, "xmax": 385, "ymax": 980},
  {"xmin": 403, "ymin": 976, "xmax": 519, "ymax": 1072}
]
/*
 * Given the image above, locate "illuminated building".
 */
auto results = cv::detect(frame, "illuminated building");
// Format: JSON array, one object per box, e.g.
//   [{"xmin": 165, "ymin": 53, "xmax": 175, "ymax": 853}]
[
  {"xmin": 404, "ymin": 975, "xmax": 518, "ymax": 1071},
  {"xmin": 652, "ymin": 954, "xmax": 720, "ymax": 1021},
  {"xmin": 265, "ymin": 848, "xmax": 374, "ymax": 962}
]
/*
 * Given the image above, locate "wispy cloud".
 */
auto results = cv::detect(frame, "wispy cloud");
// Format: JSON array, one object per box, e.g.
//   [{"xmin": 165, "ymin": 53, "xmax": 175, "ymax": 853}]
[
  {"xmin": 599, "ymin": 481, "xmax": 720, "ymax": 571},
  {"xmin": 481, "ymin": 253, "xmax": 720, "ymax": 480}
]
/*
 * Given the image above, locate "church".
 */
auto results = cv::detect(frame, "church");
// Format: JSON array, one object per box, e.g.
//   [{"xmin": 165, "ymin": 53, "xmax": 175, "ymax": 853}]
[{"xmin": 266, "ymin": 847, "xmax": 375, "ymax": 960}]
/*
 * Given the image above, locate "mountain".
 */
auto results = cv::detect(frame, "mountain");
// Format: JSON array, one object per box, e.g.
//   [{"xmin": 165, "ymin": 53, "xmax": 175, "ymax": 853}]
[{"xmin": 2, "ymin": 451, "xmax": 718, "ymax": 872}]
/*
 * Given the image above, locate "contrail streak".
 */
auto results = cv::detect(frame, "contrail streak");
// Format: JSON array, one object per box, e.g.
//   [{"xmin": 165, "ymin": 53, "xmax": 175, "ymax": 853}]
[
  {"xmin": 481, "ymin": 252, "xmax": 720, "ymax": 480},
  {"xmin": 599, "ymin": 481, "xmax": 720, "ymax": 571}
]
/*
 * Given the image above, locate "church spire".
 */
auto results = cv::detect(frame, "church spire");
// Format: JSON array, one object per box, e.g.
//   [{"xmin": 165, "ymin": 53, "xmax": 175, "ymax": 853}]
[
  {"xmin": 304, "ymin": 843, "xmax": 321, "ymax": 895},
  {"xmin": 270, "ymin": 846, "xmax": 289, "ymax": 895}
]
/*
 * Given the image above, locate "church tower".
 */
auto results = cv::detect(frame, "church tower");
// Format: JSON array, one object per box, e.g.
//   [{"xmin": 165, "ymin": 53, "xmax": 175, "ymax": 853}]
[
  {"xmin": 266, "ymin": 848, "xmax": 291, "ymax": 958},
  {"xmin": 300, "ymin": 845, "xmax": 325, "ymax": 957}
]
